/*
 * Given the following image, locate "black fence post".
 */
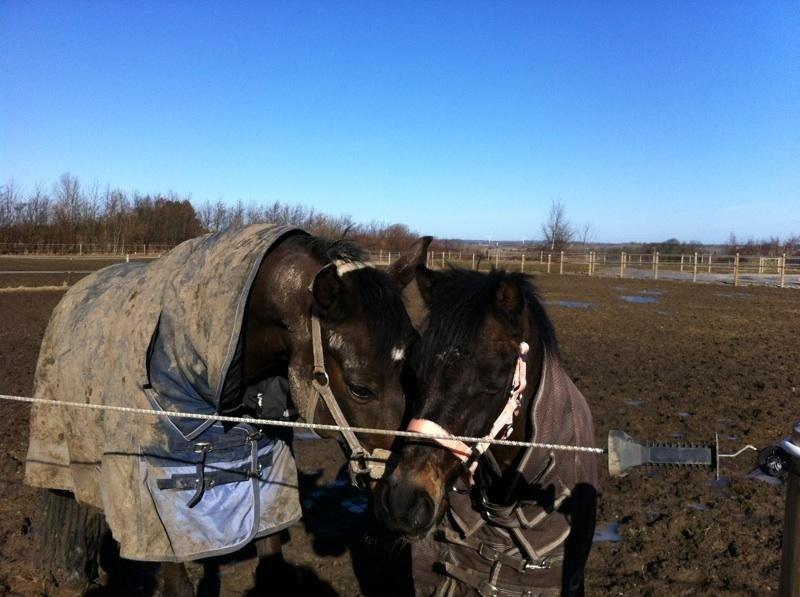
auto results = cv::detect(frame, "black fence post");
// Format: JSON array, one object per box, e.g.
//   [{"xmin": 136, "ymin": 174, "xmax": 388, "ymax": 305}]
[{"xmin": 779, "ymin": 421, "xmax": 800, "ymax": 596}]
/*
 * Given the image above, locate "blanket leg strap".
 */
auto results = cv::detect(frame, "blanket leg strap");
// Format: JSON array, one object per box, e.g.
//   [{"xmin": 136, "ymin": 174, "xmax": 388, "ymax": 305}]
[
  {"xmin": 186, "ymin": 442, "xmax": 211, "ymax": 508},
  {"xmin": 441, "ymin": 562, "xmax": 560, "ymax": 597}
]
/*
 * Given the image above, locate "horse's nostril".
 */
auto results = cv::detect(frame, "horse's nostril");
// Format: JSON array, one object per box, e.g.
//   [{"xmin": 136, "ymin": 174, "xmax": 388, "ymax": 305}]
[{"xmin": 408, "ymin": 489, "xmax": 435, "ymax": 532}]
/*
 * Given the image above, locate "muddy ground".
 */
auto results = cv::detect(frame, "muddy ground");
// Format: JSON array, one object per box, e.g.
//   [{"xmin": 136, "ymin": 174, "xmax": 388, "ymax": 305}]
[{"xmin": 0, "ymin": 273, "xmax": 797, "ymax": 595}]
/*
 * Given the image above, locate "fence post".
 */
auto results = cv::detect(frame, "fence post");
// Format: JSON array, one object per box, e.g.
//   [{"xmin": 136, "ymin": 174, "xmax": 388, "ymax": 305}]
[
  {"xmin": 680, "ymin": 254, "xmax": 684, "ymax": 273},
  {"xmin": 495, "ymin": 248, "xmax": 500, "ymax": 269},
  {"xmin": 547, "ymin": 253, "xmax": 552, "ymax": 274},
  {"xmin": 472, "ymin": 253, "xmax": 476, "ymax": 270},
  {"xmin": 441, "ymin": 252, "xmax": 445, "ymax": 269},
  {"xmin": 521, "ymin": 254, "xmax": 525, "ymax": 273},
  {"xmin": 734, "ymin": 252, "xmax": 740, "ymax": 286},
  {"xmin": 619, "ymin": 252, "xmax": 625, "ymax": 279},
  {"xmin": 693, "ymin": 252, "xmax": 698, "ymax": 283},
  {"xmin": 780, "ymin": 253, "xmax": 786, "ymax": 289},
  {"xmin": 779, "ymin": 421, "xmax": 800, "ymax": 595},
  {"xmin": 759, "ymin": 257, "xmax": 764, "ymax": 275},
  {"xmin": 708, "ymin": 254, "xmax": 712, "ymax": 273},
  {"xmin": 560, "ymin": 251, "xmax": 564, "ymax": 275}
]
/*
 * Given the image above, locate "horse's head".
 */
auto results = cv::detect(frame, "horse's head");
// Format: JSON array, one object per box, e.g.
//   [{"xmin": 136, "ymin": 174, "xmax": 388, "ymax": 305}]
[
  {"xmin": 278, "ymin": 236, "xmax": 429, "ymax": 457},
  {"xmin": 375, "ymin": 264, "xmax": 556, "ymax": 538}
]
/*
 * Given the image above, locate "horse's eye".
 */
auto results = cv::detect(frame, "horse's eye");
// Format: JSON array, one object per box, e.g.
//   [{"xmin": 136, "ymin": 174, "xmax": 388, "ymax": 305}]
[{"xmin": 348, "ymin": 383, "xmax": 376, "ymax": 400}]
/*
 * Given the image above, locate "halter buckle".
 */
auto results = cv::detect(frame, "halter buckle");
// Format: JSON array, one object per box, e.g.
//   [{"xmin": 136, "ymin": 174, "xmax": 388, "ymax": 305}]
[{"xmin": 348, "ymin": 446, "xmax": 371, "ymax": 489}]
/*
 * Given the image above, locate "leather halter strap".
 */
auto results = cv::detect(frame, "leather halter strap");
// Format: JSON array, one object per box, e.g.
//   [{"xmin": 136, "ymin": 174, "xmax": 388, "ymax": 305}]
[
  {"xmin": 407, "ymin": 342, "xmax": 530, "ymax": 485},
  {"xmin": 307, "ymin": 267, "xmax": 389, "ymax": 487}
]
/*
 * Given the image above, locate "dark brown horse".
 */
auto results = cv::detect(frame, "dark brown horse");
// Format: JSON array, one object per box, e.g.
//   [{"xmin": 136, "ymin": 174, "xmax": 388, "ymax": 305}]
[
  {"xmin": 379, "ymin": 242, "xmax": 598, "ymax": 596},
  {"xmin": 162, "ymin": 233, "xmax": 426, "ymax": 594},
  {"xmin": 33, "ymin": 228, "xmax": 426, "ymax": 595}
]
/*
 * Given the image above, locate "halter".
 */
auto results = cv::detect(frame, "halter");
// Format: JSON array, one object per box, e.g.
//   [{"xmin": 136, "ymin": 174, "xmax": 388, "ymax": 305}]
[
  {"xmin": 306, "ymin": 265, "xmax": 391, "ymax": 488},
  {"xmin": 407, "ymin": 342, "xmax": 530, "ymax": 486}
]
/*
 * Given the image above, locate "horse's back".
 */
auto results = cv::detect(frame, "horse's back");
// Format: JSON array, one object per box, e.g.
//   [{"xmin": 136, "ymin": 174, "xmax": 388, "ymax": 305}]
[
  {"xmin": 25, "ymin": 259, "xmax": 164, "ymax": 501},
  {"xmin": 24, "ymin": 224, "xmax": 304, "ymax": 561}
]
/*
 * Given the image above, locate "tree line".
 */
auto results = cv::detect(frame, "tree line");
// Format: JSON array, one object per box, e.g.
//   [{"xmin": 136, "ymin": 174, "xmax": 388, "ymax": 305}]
[
  {"xmin": 2, "ymin": 177, "xmax": 795, "ymax": 256},
  {"xmin": 0, "ymin": 174, "xmax": 418, "ymax": 253}
]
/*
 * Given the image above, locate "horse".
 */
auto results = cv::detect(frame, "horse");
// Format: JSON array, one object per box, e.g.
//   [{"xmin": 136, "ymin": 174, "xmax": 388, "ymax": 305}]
[
  {"xmin": 379, "ymin": 242, "xmax": 598, "ymax": 596},
  {"xmin": 25, "ymin": 224, "xmax": 426, "ymax": 595}
]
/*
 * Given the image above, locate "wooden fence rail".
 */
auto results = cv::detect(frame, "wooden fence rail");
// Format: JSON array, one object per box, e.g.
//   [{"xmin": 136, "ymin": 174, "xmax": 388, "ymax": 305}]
[{"xmin": 382, "ymin": 250, "xmax": 800, "ymax": 289}]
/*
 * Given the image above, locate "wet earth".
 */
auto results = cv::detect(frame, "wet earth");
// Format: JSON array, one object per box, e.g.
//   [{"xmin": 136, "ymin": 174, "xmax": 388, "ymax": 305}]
[{"xmin": 0, "ymin": 273, "xmax": 797, "ymax": 595}]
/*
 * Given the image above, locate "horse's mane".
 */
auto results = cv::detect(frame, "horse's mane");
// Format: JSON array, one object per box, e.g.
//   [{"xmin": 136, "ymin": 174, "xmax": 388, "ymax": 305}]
[
  {"xmin": 293, "ymin": 233, "xmax": 411, "ymax": 356},
  {"xmin": 416, "ymin": 268, "xmax": 558, "ymax": 377},
  {"xmin": 295, "ymin": 234, "xmax": 368, "ymax": 264}
]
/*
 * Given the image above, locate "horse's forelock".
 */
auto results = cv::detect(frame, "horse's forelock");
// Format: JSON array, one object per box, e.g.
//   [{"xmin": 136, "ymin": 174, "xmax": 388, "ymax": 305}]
[
  {"xmin": 415, "ymin": 268, "xmax": 558, "ymax": 383},
  {"xmin": 346, "ymin": 267, "xmax": 414, "ymax": 358}
]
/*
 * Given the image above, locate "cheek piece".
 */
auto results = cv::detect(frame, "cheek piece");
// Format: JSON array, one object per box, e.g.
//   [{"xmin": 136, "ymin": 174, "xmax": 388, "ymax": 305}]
[
  {"xmin": 406, "ymin": 342, "xmax": 530, "ymax": 486},
  {"xmin": 307, "ymin": 268, "xmax": 390, "ymax": 488}
]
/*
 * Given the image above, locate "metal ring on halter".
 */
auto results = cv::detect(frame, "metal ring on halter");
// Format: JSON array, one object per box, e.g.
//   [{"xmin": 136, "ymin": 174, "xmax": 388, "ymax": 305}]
[{"xmin": 314, "ymin": 370, "xmax": 330, "ymax": 386}]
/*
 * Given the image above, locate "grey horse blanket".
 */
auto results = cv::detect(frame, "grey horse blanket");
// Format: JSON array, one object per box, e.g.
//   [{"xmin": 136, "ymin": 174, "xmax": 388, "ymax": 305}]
[{"xmin": 26, "ymin": 224, "xmax": 303, "ymax": 561}]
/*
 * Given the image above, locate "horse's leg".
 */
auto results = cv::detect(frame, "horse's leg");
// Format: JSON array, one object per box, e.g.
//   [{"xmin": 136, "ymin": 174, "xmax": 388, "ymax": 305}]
[
  {"xmin": 37, "ymin": 489, "xmax": 106, "ymax": 592},
  {"xmin": 253, "ymin": 532, "xmax": 290, "ymax": 590},
  {"xmin": 162, "ymin": 562, "xmax": 194, "ymax": 597},
  {"xmin": 561, "ymin": 483, "xmax": 598, "ymax": 597}
]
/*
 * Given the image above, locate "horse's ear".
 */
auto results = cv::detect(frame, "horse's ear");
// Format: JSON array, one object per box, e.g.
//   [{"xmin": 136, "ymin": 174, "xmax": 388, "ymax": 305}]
[
  {"xmin": 414, "ymin": 264, "xmax": 443, "ymax": 306},
  {"xmin": 311, "ymin": 265, "xmax": 348, "ymax": 320},
  {"xmin": 399, "ymin": 264, "xmax": 441, "ymax": 331},
  {"xmin": 388, "ymin": 236, "xmax": 433, "ymax": 288},
  {"xmin": 495, "ymin": 279, "xmax": 524, "ymax": 316}
]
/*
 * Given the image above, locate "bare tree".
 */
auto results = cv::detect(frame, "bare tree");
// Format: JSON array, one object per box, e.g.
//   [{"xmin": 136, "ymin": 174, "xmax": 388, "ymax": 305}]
[
  {"xmin": 541, "ymin": 200, "xmax": 575, "ymax": 251},
  {"xmin": 727, "ymin": 232, "xmax": 738, "ymax": 252},
  {"xmin": 578, "ymin": 222, "xmax": 594, "ymax": 247}
]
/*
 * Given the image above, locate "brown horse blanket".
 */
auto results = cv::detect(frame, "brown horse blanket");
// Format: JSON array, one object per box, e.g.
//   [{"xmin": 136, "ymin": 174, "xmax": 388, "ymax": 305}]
[
  {"xmin": 26, "ymin": 224, "xmax": 303, "ymax": 561},
  {"xmin": 412, "ymin": 355, "xmax": 598, "ymax": 595}
]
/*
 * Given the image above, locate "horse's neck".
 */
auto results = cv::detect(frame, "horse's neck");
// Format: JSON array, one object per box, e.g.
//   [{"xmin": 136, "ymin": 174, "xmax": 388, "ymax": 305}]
[{"xmin": 242, "ymin": 242, "xmax": 325, "ymax": 383}]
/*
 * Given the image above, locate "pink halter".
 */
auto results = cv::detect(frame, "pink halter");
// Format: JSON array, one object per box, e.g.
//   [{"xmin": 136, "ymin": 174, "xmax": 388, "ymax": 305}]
[{"xmin": 407, "ymin": 342, "xmax": 530, "ymax": 485}]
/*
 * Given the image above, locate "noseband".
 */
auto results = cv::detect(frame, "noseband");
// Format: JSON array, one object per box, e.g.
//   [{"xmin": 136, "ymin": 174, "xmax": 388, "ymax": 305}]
[{"xmin": 407, "ymin": 342, "xmax": 530, "ymax": 485}]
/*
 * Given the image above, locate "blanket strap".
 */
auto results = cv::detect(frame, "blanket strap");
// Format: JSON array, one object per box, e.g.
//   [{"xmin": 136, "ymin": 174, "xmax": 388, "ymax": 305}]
[
  {"xmin": 186, "ymin": 442, "xmax": 211, "ymax": 508},
  {"xmin": 440, "ymin": 562, "xmax": 561, "ymax": 597}
]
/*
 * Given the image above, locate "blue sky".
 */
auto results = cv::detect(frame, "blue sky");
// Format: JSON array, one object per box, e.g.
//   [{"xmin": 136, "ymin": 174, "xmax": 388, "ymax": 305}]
[{"xmin": 1, "ymin": 2, "xmax": 798, "ymax": 243}]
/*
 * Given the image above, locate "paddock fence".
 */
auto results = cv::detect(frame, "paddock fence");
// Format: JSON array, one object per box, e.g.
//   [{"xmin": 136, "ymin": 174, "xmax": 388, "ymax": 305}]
[
  {"xmin": 1, "ymin": 246, "xmax": 798, "ymax": 290},
  {"xmin": 0, "ymin": 241, "xmax": 174, "ymax": 256},
  {"xmin": 373, "ymin": 249, "xmax": 800, "ymax": 289}
]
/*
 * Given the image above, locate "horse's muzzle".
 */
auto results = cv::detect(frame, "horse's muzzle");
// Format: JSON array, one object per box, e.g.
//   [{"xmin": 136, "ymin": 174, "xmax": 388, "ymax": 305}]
[{"xmin": 375, "ymin": 473, "xmax": 437, "ymax": 538}]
